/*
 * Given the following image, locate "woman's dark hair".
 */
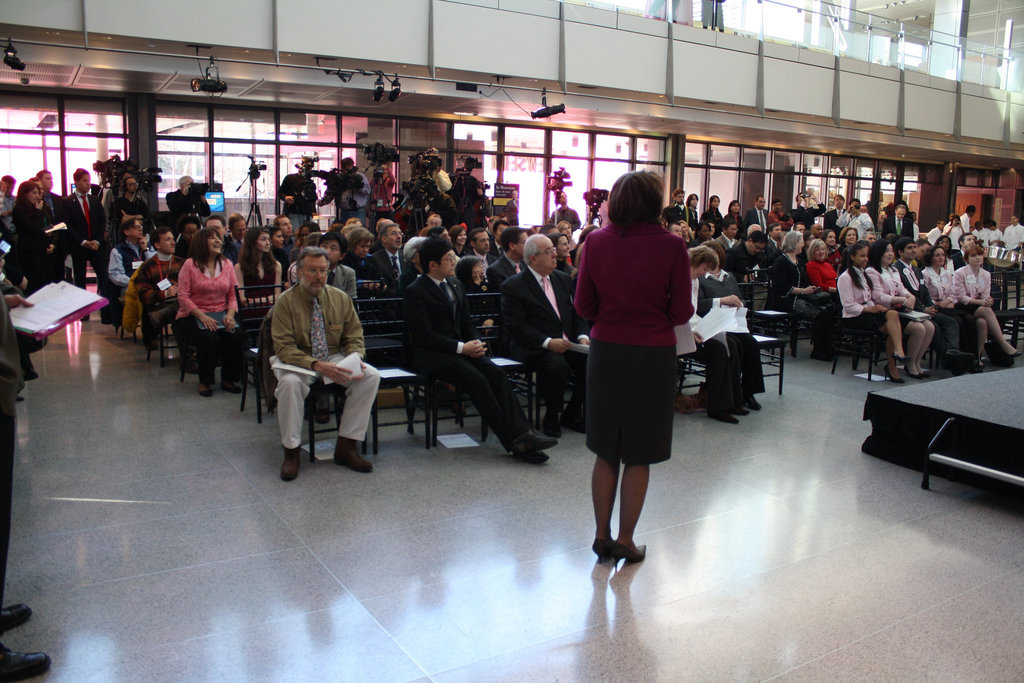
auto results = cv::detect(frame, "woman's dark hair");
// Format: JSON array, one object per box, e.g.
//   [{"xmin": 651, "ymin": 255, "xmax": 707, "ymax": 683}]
[
  {"xmin": 240, "ymin": 227, "xmax": 277, "ymax": 282},
  {"xmin": 610, "ymin": 175, "xmax": 661, "ymax": 227},
  {"xmin": 727, "ymin": 200, "xmax": 741, "ymax": 216},
  {"xmin": 14, "ymin": 179, "xmax": 41, "ymax": 210},
  {"xmin": 839, "ymin": 241, "xmax": 870, "ymax": 290},
  {"xmin": 823, "ymin": 229, "xmax": 837, "ymax": 245},
  {"xmin": 708, "ymin": 195, "xmax": 720, "ymax": 207},
  {"xmin": 866, "ymin": 238, "xmax": 891, "ymax": 272},
  {"xmin": 269, "ymin": 225, "xmax": 283, "ymax": 240},
  {"xmin": 188, "ymin": 227, "xmax": 225, "ymax": 273},
  {"xmin": 922, "ymin": 245, "xmax": 944, "ymax": 269},
  {"xmin": 552, "ymin": 232, "xmax": 569, "ymax": 251},
  {"xmin": 318, "ymin": 231, "xmax": 347, "ymax": 252},
  {"xmin": 176, "ymin": 214, "xmax": 201, "ymax": 236},
  {"xmin": 454, "ymin": 254, "xmax": 481, "ymax": 283},
  {"xmin": 448, "ymin": 224, "xmax": 466, "ymax": 245},
  {"xmin": 685, "ymin": 193, "xmax": 698, "ymax": 208},
  {"xmin": 935, "ymin": 235, "xmax": 953, "ymax": 253}
]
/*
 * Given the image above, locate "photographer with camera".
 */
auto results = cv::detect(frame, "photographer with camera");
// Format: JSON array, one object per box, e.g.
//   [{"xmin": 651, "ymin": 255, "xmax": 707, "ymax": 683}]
[
  {"xmin": 369, "ymin": 165, "xmax": 396, "ymax": 225},
  {"xmin": 450, "ymin": 157, "xmax": 490, "ymax": 228},
  {"xmin": 113, "ymin": 174, "xmax": 150, "ymax": 230},
  {"xmin": 548, "ymin": 191, "xmax": 581, "ymax": 230},
  {"xmin": 279, "ymin": 157, "xmax": 318, "ymax": 229},
  {"xmin": 318, "ymin": 158, "xmax": 369, "ymax": 226},
  {"xmin": 166, "ymin": 176, "xmax": 211, "ymax": 226}
]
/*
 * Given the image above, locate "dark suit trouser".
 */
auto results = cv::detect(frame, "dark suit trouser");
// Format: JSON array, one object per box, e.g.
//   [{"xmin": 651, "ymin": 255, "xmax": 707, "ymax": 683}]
[
  {"xmin": 533, "ymin": 349, "xmax": 586, "ymax": 420},
  {"xmin": 937, "ymin": 308, "xmax": 976, "ymax": 356},
  {"xmin": 71, "ymin": 245, "xmax": 108, "ymax": 292},
  {"xmin": 929, "ymin": 311, "xmax": 960, "ymax": 355},
  {"xmin": 173, "ymin": 320, "xmax": 243, "ymax": 386},
  {"xmin": 433, "ymin": 356, "xmax": 530, "ymax": 451},
  {"xmin": 728, "ymin": 332, "xmax": 765, "ymax": 397},
  {"xmin": 691, "ymin": 336, "xmax": 742, "ymax": 411},
  {"xmin": 0, "ymin": 412, "xmax": 13, "ymax": 608}
]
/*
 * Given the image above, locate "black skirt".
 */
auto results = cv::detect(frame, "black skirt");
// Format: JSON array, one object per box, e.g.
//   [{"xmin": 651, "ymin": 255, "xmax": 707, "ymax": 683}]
[
  {"xmin": 844, "ymin": 311, "xmax": 887, "ymax": 331},
  {"xmin": 585, "ymin": 339, "xmax": 677, "ymax": 467}
]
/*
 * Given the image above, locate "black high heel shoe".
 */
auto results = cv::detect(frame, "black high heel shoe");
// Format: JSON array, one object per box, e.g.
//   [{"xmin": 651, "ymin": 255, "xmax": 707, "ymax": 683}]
[
  {"xmin": 884, "ymin": 367, "xmax": 905, "ymax": 383},
  {"xmin": 592, "ymin": 538, "xmax": 613, "ymax": 560},
  {"xmin": 609, "ymin": 542, "xmax": 646, "ymax": 563}
]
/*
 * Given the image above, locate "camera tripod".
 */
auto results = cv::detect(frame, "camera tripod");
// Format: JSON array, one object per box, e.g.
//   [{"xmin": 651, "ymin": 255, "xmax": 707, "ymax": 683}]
[{"xmin": 238, "ymin": 172, "xmax": 264, "ymax": 227}]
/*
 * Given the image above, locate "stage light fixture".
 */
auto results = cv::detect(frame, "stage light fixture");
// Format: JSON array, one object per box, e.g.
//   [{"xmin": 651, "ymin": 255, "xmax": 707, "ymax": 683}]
[
  {"xmin": 372, "ymin": 74, "xmax": 385, "ymax": 102},
  {"xmin": 388, "ymin": 76, "xmax": 401, "ymax": 102},
  {"xmin": 530, "ymin": 88, "xmax": 565, "ymax": 119},
  {"xmin": 191, "ymin": 56, "xmax": 227, "ymax": 94},
  {"xmin": 3, "ymin": 42, "xmax": 25, "ymax": 72}
]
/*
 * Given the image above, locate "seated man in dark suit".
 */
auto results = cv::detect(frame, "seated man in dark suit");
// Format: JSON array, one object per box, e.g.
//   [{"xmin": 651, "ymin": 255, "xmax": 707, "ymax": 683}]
[
  {"xmin": 501, "ymin": 234, "xmax": 589, "ymax": 438},
  {"xmin": 369, "ymin": 220, "xmax": 403, "ymax": 294},
  {"xmin": 485, "ymin": 227, "xmax": 527, "ymax": 291},
  {"xmin": 467, "ymin": 227, "xmax": 498, "ymax": 266},
  {"xmin": 724, "ymin": 229, "xmax": 767, "ymax": 281},
  {"xmin": 404, "ymin": 238, "xmax": 556, "ymax": 464}
]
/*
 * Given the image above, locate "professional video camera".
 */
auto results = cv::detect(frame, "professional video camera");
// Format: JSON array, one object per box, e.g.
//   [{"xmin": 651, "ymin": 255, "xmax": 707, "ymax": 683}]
[
  {"xmin": 292, "ymin": 155, "xmax": 320, "ymax": 205},
  {"xmin": 453, "ymin": 156, "xmax": 489, "ymax": 189},
  {"xmin": 401, "ymin": 175, "xmax": 438, "ymax": 209},
  {"xmin": 314, "ymin": 167, "xmax": 365, "ymax": 200},
  {"xmin": 584, "ymin": 188, "xmax": 609, "ymax": 210},
  {"xmin": 92, "ymin": 155, "xmax": 163, "ymax": 196},
  {"xmin": 546, "ymin": 167, "xmax": 572, "ymax": 194},
  {"xmin": 408, "ymin": 148, "xmax": 443, "ymax": 175},
  {"xmin": 246, "ymin": 155, "xmax": 267, "ymax": 181},
  {"xmin": 362, "ymin": 142, "xmax": 400, "ymax": 166}
]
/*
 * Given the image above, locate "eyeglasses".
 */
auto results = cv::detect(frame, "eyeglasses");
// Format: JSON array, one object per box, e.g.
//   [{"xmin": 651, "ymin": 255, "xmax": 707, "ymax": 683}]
[{"xmin": 538, "ymin": 247, "xmax": 556, "ymax": 255}]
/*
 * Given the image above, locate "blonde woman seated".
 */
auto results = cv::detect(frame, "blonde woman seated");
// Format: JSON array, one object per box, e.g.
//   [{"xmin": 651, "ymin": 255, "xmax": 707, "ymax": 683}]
[
  {"xmin": 865, "ymin": 240, "xmax": 934, "ymax": 379},
  {"xmin": 686, "ymin": 245, "xmax": 745, "ymax": 423},
  {"xmin": 952, "ymin": 243, "xmax": 1020, "ymax": 368}
]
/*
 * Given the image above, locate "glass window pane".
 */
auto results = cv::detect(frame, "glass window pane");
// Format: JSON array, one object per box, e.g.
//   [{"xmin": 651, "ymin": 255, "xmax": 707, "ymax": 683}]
[
  {"xmin": 552, "ymin": 131, "xmax": 590, "ymax": 157},
  {"xmin": 453, "ymin": 124, "xmax": 498, "ymax": 153},
  {"xmin": 770, "ymin": 175, "xmax": 796, "ymax": 210},
  {"xmin": 156, "ymin": 103, "xmax": 208, "ymax": 138},
  {"xmin": 739, "ymin": 171, "xmax": 768, "ymax": 208},
  {"xmin": 63, "ymin": 99, "xmax": 124, "ymax": 134},
  {"xmin": 855, "ymin": 159, "xmax": 876, "ymax": 178},
  {"xmin": 0, "ymin": 132, "xmax": 62, "ymax": 192},
  {"xmin": 549, "ymin": 158, "xmax": 590, "ymax": 227},
  {"xmin": 279, "ymin": 112, "xmax": 337, "ymax": 143},
  {"xmin": 213, "ymin": 108, "xmax": 275, "ymax": 140},
  {"xmin": 343, "ymin": 117, "xmax": 394, "ymax": 146},
  {"xmin": 594, "ymin": 134, "xmax": 629, "ymax": 160},
  {"xmin": 708, "ymin": 145, "xmax": 739, "ymax": 167},
  {"xmin": 594, "ymin": 161, "xmax": 629, "ymax": 198},
  {"xmin": 829, "ymin": 157, "xmax": 853, "ymax": 176},
  {"xmin": 634, "ymin": 163, "xmax": 665, "ymax": 180},
  {"xmin": 827, "ymin": 177, "xmax": 851, "ymax": 208},
  {"xmin": 156, "ymin": 139, "xmax": 208, "ymax": 211},
  {"xmin": 399, "ymin": 120, "xmax": 446, "ymax": 149},
  {"xmin": 501, "ymin": 154, "xmax": 546, "ymax": 225},
  {"xmin": 707, "ymin": 169, "xmax": 738, "ymax": 213},
  {"xmin": 803, "ymin": 153, "xmax": 826, "ymax": 175},
  {"xmin": 0, "ymin": 97, "xmax": 59, "ymax": 131},
  {"xmin": 878, "ymin": 161, "xmax": 897, "ymax": 182},
  {"xmin": 684, "ymin": 143, "xmax": 705, "ymax": 165},
  {"xmin": 213, "ymin": 142, "xmax": 276, "ymax": 225},
  {"xmin": 773, "ymin": 151, "xmax": 800, "ymax": 173},
  {"xmin": 505, "ymin": 127, "xmax": 545, "ymax": 154},
  {"xmin": 683, "ymin": 167, "xmax": 705, "ymax": 205},
  {"xmin": 65, "ymin": 135, "xmax": 127, "ymax": 195},
  {"xmin": 636, "ymin": 138, "xmax": 665, "ymax": 163},
  {"xmin": 742, "ymin": 148, "xmax": 770, "ymax": 170},
  {"xmin": 799, "ymin": 177, "xmax": 825, "ymax": 214},
  {"xmin": 852, "ymin": 179, "xmax": 874, "ymax": 214}
]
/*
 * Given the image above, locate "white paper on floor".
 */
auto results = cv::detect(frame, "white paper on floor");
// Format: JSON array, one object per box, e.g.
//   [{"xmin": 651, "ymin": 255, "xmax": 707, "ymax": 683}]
[
  {"xmin": 854, "ymin": 373, "xmax": 887, "ymax": 381},
  {"xmin": 436, "ymin": 434, "xmax": 479, "ymax": 448}
]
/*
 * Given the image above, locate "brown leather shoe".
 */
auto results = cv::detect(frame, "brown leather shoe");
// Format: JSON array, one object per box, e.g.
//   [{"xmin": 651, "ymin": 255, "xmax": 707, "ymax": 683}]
[
  {"xmin": 333, "ymin": 437, "xmax": 373, "ymax": 472},
  {"xmin": 280, "ymin": 446, "xmax": 300, "ymax": 481}
]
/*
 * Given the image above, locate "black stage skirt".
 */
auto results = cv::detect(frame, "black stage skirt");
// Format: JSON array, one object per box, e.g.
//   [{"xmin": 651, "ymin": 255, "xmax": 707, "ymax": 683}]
[{"xmin": 585, "ymin": 339, "xmax": 677, "ymax": 466}]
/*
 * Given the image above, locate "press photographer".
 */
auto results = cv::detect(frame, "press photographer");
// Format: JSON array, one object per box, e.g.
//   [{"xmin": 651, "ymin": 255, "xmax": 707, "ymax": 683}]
[
  {"xmin": 279, "ymin": 156, "xmax": 319, "ymax": 228},
  {"xmin": 165, "ymin": 175, "xmax": 211, "ymax": 226},
  {"xmin": 316, "ymin": 157, "xmax": 369, "ymax": 225},
  {"xmin": 363, "ymin": 142, "xmax": 399, "ymax": 225},
  {"xmin": 94, "ymin": 155, "xmax": 162, "ymax": 233},
  {"xmin": 449, "ymin": 156, "xmax": 490, "ymax": 228}
]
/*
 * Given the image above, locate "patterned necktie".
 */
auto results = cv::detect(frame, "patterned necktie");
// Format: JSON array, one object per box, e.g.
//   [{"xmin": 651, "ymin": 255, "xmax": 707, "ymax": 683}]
[
  {"xmin": 391, "ymin": 254, "xmax": 400, "ymax": 278},
  {"xmin": 311, "ymin": 297, "xmax": 329, "ymax": 361}
]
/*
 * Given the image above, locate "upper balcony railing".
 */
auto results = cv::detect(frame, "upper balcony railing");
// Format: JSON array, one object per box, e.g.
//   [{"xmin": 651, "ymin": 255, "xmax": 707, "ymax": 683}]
[{"xmin": 565, "ymin": 0, "xmax": 1021, "ymax": 92}]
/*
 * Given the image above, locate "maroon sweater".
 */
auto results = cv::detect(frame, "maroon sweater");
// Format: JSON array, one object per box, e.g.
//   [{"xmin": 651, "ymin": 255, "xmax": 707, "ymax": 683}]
[{"xmin": 574, "ymin": 222, "xmax": 693, "ymax": 346}]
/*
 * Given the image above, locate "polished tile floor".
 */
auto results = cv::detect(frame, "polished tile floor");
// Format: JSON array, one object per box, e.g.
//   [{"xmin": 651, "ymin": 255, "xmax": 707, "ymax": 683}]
[{"xmin": 7, "ymin": 320, "xmax": 1024, "ymax": 682}]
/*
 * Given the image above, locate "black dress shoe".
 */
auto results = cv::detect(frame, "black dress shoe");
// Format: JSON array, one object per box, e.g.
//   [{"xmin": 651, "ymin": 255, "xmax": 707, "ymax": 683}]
[
  {"xmin": 21, "ymin": 369, "xmax": 38, "ymax": 382},
  {"xmin": 0, "ymin": 605, "xmax": 30, "ymax": 633},
  {"xmin": 513, "ymin": 450, "xmax": 549, "ymax": 465},
  {"xmin": 512, "ymin": 431, "xmax": 558, "ymax": 453},
  {"xmin": 730, "ymin": 406, "xmax": 749, "ymax": 416},
  {"xmin": 220, "ymin": 381, "xmax": 242, "ymax": 394},
  {"xmin": 744, "ymin": 395, "xmax": 762, "ymax": 411},
  {"xmin": 708, "ymin": 410, "xmax": 739, "ymax": 424},
  {"xmin": 0, "ymin": 644, "xmax": 50, "ymax": 681},
  {"xmin": 609, "ymin": 542, "xmax": 646, "ymax": 563},
  {"xmin": 197, "ymin": 384, "xmax": 213, "ymax": 397}
]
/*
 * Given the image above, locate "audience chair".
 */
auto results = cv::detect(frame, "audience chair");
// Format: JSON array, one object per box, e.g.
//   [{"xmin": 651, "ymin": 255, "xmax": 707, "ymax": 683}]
[{"xmin": 236, "ymin": 283, "xmax": 284, "ymax": 423}]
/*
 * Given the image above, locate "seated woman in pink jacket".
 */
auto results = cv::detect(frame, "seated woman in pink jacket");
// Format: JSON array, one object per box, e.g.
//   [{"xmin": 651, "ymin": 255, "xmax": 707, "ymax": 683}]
[
  {"xmin": 952, "ymin": 243, "xmax": 1019, "ymax": 368},
  {"xmin": 836, "ymin": 241, "xmax": 910, "ymax": 382},
  {"xmin": 865, "ymin": 240, "xmax": 934, "ymax": 379}
]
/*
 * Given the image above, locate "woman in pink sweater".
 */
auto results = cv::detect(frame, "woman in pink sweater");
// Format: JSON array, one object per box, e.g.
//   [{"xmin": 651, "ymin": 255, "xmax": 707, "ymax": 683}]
[{"xmin": 174, "ymin": 227, "xmax": 243, "ymax": 396}]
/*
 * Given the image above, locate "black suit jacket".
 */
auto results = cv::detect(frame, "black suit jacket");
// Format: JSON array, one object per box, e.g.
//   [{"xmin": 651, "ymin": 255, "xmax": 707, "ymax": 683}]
[
  {"xmin": 500, "ymin": 269, "xmax": 589, "ymax": 362},
  {"xmin": 823, "ymin": 208, "xmax": 841, "ymax": 234},
  {"xmin": 485, "ymin": 254, "xmax": 520, "ymax": 291},
  {"xmin": 403, "ymin": 274, "xmax": 479, "ymax": 373},
  {"xmin": 882, "ymin": 216, "xmax": 915, "ymax": 240},
  {"xmin": 61, "ymin": 193, "xmax": 107, "ymax": 249},
  {"xmin": 895, "ymin": 260, "xmax": 933, "ymax": 309},
  {"xmin": 370, "ymin": 247, "xmax": 400, "ymax": 293},
  {"xmin": 743, "ymin": 208, "xmax": 768, "ymax": 232}
]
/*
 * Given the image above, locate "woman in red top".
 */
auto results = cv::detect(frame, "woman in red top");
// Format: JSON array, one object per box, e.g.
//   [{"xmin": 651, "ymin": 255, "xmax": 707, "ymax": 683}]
[
  {"xmin": 575, "ymin": 172, "xmax": 693, "ymax": 565},
  {"xmin": 805, "ymin": 238, "xmax": 838, "ymax": 293}
]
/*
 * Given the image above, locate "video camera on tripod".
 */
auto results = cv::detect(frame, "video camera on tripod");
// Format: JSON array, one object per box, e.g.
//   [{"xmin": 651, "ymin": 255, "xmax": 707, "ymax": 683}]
[
  {"xmin": 583, "ymin": 187, "xmax": 609, "ymax": 224},
  {"xmin": 93, "ymin": 155, "xmax": 163, "ymax": 197},
  {"xmin": 454, "ymin": 156, "xmax": 489, "ymax": 189},
  {"xmin": 293, "ymin": 155, "xmax": 320, "ymax": 206},
  {"xmin": 546, "ymin": 167, "xmax": 572, "ymax": 195},
  {"xmin": 246, "ymin": 155, "xmax": 267, "ymax": 181}
]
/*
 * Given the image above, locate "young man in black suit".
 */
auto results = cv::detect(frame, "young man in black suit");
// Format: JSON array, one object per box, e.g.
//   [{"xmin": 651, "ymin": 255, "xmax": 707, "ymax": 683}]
[
  {"xmin": 403, "ymin": 238, "xmax": 556, "ymax": 464},
  {"xmin": 369, "ymin": 220, "xmax": 403, "ymax": 294},
  {"xmin": 62, "ymin": 168, "xmax": 109, "ymax": 293},
  {"xmin": 485, "ymin": 227, "xmax": 527, "ymax": 291},
  {"xmin": 500, "ymin": 234, "xmax": 590, "ymax": 438}
]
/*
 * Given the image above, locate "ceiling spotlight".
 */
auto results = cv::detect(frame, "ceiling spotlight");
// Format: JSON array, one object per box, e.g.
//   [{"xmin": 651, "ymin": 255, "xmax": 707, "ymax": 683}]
[
  {"xmin": 3, "ymin": 42, "xmax": 25, "ymax": 72},
  {"xmin": 191, "ymin": 56, "xmax": 227, "ymax": 94},
  {"xmin": 372, "ymin": 74, "xmax": 385, "ymax": 102},
  {"xmin": 530, "ymin": 88, "xmax": 566, "ymax": 119},
  {"xmin": 388, "ymin": 76, "xmax": 401, "ymax": 102}
]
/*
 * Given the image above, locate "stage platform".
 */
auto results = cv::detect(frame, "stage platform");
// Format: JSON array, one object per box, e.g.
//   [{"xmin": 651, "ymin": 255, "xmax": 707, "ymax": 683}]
[{"xmin": 862, "ymin": 367, "xmax": 1024, "ymax": 488}]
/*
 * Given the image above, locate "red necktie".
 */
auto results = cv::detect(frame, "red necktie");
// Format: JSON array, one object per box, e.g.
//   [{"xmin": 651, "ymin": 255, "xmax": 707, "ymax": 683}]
[{"xmin": 82, "ymin": 195, "xmax": 91, "ymax": 238}]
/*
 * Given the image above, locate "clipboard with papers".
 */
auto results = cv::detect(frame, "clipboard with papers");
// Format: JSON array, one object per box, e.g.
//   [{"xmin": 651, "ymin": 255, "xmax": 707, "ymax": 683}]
[{"xmin": 9, "ymin": 282, "xmax": 108, "ymax": 340}]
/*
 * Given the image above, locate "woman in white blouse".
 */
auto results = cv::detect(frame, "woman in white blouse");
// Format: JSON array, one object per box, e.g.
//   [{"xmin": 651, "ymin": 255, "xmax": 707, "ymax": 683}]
[
  {"xmin": 952, "ymin": 243, "xmax": 1020, "ymax": 368},
  {"xmin": 836, "ymin": 241, "xmax": 910, "ymax": 382},
  {"xmin": 922, "ymin": 245, "xmax": 977, "ymax": 360},
  {"xmin": 865, "ymin": 240, "xmax": 933, "ymax": 379}
]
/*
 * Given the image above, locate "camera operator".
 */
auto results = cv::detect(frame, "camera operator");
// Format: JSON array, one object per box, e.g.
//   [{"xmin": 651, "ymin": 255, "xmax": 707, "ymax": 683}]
[
  {"xmin": 279, "ymin": 157, "xmax": 317, "ymax": 229},
  {"xmin": 369, "ymin": 165, "xmax": 396, "ymax": 225},
  {"xmin": 548, "ymin": 191, "xmax": 581, "ymax": 230},
  {"xmin": 165, "ymin": 176, "xmax": 211, "ymax": 226},
  {"xmin": 320, "ymin": 158, "xmax": 369, "ymax": 226},
  {"xmin": 113, "ymin": 174, "xmax": 150, "ymax": 231}
]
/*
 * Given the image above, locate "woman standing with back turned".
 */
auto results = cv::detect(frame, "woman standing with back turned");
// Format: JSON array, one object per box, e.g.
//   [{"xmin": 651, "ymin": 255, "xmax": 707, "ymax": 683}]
[{"xmin": 575, "ymin": 172, "xmax": 693, "ymax": 564}]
